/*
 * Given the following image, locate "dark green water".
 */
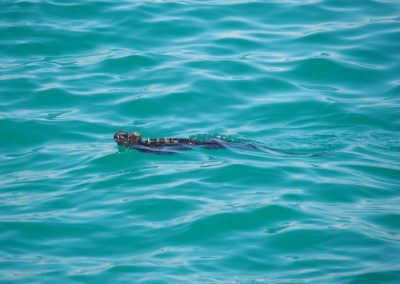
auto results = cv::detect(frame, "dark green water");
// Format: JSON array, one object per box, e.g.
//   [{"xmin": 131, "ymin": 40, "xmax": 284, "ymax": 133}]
[{"xmin": 1, "ymin": 0, "xmax": 400, "ymax": 283}]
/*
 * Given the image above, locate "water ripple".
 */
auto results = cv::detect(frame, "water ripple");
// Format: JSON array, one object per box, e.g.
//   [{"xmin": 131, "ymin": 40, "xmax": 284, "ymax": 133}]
[{"xmin": 1, "ymin": 0, "xmax": 400, "ymax": 282}]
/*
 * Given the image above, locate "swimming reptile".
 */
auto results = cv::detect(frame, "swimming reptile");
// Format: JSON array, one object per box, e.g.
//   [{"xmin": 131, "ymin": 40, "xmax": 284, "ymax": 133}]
[
  {"xmin": 114, "ymin": 130, "xmax": 322, "ymax": 156},
  {"xmin": 114, "ymin": 130, "xmax": 226, "ymax": 154}
]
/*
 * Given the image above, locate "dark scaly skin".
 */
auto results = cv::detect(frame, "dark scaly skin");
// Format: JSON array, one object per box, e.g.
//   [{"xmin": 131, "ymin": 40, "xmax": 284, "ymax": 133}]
[
  {"xmin": 113, "ymin": 130, "xmax": 323, "ymax": 156},
  {"xmin": 114, "ymin": 130, "xmax": 224, "ymax": 154}
]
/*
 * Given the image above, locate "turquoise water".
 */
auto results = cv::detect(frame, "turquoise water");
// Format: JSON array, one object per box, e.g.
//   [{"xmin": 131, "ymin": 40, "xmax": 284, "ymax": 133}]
[{"xmin": 1, "ymin": 0, "xmax": 400, "ymax": 282}]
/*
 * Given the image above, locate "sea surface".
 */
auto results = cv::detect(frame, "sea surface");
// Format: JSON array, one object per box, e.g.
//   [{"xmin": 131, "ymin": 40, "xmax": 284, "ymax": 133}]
[{"xmin": 1, "ymin": 0, "xmax": 400, "ymax": 283}]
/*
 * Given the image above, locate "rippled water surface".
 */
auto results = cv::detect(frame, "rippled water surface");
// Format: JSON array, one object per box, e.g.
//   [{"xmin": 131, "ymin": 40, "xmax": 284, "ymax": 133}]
[{"xmin": 1, "ymin": 0, "xmax": 400, "ymax": 282}]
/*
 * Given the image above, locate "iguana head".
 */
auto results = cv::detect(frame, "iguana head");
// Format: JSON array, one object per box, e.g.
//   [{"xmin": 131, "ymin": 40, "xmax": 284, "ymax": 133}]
[{"xmin": 114, "ymin": 130, "xmax": 141, "ymax": 147}]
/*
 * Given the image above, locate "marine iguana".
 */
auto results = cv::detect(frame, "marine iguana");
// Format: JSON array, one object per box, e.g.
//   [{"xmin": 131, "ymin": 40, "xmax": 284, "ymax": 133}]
[
  {"xmin": 113, "ymin": 130, "xmax": 322, "ymax": 156},
  {"xmin": 114, "ymin": 130, "xmax": 226, "ymax": 154}
]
